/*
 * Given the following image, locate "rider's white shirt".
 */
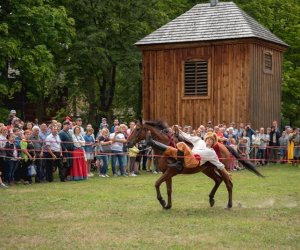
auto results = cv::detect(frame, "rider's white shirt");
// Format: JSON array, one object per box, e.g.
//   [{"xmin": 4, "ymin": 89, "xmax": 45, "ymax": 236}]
[{"xmin": 180, "ymin": 131, "xmax": 225, "ymax": 169}]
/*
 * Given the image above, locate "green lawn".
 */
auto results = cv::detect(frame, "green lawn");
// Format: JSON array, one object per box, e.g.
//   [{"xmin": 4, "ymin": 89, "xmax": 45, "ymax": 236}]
[{"xmin": 1, "ymin": 165, "xmax": 299, "ymax": 249}]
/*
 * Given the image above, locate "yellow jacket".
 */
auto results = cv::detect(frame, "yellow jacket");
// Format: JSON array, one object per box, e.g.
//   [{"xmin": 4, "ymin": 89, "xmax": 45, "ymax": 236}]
[{"xmin": 128, "ymin": 146, "xmax": 139, "ymax": 157}]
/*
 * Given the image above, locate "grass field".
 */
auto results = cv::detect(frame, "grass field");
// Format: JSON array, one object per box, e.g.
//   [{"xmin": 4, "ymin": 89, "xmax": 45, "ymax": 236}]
[{"xmin": 1, "ymin": 164, "xmax": 299, "ymax": 250}]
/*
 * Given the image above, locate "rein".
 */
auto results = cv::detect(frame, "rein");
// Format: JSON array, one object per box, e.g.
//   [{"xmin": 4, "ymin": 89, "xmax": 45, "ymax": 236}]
[{"xmin": 159, "ymin": 129, "xmax": 176, "ymax": 148}]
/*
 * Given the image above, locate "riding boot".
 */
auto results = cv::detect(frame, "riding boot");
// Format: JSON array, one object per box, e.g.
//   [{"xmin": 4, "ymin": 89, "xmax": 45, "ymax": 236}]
[
  {"xmin": 146, "ymin": 131, "xmax": 169, "ymax": 152},
  {"xmin": 168, "ymin": 150, "xmax": 184, "ymax": 171}
]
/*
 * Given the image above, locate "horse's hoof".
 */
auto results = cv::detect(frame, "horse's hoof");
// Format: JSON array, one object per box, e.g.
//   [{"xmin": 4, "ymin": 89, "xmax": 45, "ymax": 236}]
[
  {"xmin": 163, "ymin": 204, "xmax": 172, "ymax": 210},
  {"xmin": 209, "ymin": 199, "xmax": 215, "ymax": 207},
  {"xmin": 226, "ymin": 204, "xmax": 232, "ymax": 209},
  {"xmin": 160, "ymin": 200, "xmax": 166, "ymax": 207}
]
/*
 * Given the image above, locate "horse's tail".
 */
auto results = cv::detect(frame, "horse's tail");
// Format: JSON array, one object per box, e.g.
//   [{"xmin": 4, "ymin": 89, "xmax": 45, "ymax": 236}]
[{"xmin": 225, "ymin": 145, "xmax": 265, "ymax": 178}]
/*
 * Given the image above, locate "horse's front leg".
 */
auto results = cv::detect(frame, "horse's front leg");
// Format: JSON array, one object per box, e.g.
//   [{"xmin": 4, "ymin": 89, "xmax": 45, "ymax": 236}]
[
  {"xmin": 209, "ymin": 180, "xmax": 221, "ymax": 207},
  {"xmin": 155, "ymin": 169, "xmax": 177, "ymax": 209},
  {"xmin": 165, "ymin": 175, "xmax": 174, "ymax": 209},
  {"xmin": 155, "ymin": 172, "xmax": 169, "ymax": 208},
  {"xmin": 203, "ymin": 168, "xmax": 222, "ymax": 207}
]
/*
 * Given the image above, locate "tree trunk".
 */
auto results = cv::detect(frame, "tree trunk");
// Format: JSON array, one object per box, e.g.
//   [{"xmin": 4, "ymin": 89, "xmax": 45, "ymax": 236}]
[
  {"xmin": 98, "ymin": 63, "xmax": 117, "ymax": 115},
  {"xmin": 87, "ymin": 86, "xmax": 97, "ymax": 125}
]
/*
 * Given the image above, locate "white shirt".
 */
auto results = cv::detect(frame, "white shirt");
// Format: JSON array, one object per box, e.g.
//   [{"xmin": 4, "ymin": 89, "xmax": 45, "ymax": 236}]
[
  {"xmin": 72, "ymin": 134, "xmax": 85, "ymax": 148},
  {"xmin": 46, "ymin": 133, "xmax": 61, "ymax": 152},
  {"xmin": 180, "ymin": 131, "xmax": 206, "ymax": 150},
  {"xmin": 256, "ymin": 133, "xmax": 267, "ymax": 149},
  {"xmin": 110, "ymin": 132, "xmax": 125, "ymax": 152},
  {"xmin": 180, "ymin": 131, "xmax": 224, "ymax": 169},
  {"xmin": 0, "ymin": 135, "xmax": 7, "ymax": 148}
]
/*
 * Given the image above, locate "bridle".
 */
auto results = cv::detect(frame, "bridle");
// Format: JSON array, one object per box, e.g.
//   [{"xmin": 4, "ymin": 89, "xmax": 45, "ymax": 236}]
[
  {"xmin": 127, "ymin": 121, "xmax": 177, "ymax": 148},
  {"xmin": 126, "ymin": 123, "xmax": 145, "ymax": 147}
]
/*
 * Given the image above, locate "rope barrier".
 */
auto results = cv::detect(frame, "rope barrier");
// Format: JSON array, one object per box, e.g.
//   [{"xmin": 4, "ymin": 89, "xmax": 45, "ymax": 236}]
[
  {"xmin": 0, "ymin": 148, "xmax": 297, "ymax": 163},
  {"xmin": 0, "ymin": 138, "xmax": 298, "ymax": 148},
  {"xmin": 0, "ymin": 138, "xmax": 297, "ymax": 162}
]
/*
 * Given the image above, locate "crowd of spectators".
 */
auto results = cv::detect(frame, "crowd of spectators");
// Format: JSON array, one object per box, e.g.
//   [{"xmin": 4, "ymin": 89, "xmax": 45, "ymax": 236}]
[
  {"xmin": 0, "ymin": 110, "xmax": 157, "ymax": 188},
  {"xmin": 0, "ymin": 109, "xmax": 299, "ymax": 189},
  {"xmin": 178, "ymin": 120, "xmax": 300, "ymax": 171}
]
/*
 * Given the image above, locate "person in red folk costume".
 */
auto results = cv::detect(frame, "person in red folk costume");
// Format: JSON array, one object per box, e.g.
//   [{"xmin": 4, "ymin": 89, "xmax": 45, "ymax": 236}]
[{"xmin": 71, "ymin": 126, "xmax": 87, "ymax": 181}]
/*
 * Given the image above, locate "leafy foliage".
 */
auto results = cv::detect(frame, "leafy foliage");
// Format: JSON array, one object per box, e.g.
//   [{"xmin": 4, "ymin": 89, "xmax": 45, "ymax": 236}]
[
  {"xmin": 0, "ymin": 0, "xmax": 299, "ymax": 126},
  {"xmin": 0, "ymin": 0, "xmax": 74, "ymax": 121},
  {"xmin": 235, "ymin": 0, "xmax": 300, "ymax": 126}
]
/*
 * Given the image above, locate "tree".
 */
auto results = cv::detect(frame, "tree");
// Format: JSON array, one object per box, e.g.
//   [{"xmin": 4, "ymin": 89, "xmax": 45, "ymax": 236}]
[
  {"xmin": 235, "ymin": 0, "xmax": 300, "ymax": 126},
  {"xmin": 1, "ymin": 0, "xmax": 299, "ymax": 127},
  {"xmin": 58, "ymin": 0, "xmax": 190, "ymax": 125},
  {"xmin": 0, "ymin": 0, "xmax": 74, "ymax": 121}
]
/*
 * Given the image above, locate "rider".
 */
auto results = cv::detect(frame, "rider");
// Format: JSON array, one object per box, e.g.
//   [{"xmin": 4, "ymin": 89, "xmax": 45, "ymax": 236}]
[{"xmin": 145, "ymin": 131, "xmax": 230, "ymax": 178}]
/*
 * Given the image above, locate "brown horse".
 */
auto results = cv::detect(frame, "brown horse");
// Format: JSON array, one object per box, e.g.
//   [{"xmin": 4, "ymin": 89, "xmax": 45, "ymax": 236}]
[{"xmin": 126, "ymin": 120, "xmax": 264, "ymax": 209}]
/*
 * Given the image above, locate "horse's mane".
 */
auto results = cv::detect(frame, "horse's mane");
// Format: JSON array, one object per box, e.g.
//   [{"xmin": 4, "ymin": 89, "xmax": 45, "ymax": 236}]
[
  {"xmin": 143, "ymin": 120, "xmax": 194, "ymax": 148},
  {"xmin": 144, "ymin": 120, "xmax": 169, "ymax": 131}
]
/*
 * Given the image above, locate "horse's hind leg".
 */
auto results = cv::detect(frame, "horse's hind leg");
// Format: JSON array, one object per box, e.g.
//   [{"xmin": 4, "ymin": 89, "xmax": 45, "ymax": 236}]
[
  {"xmin": 203, "ymin": 168, "xmax": 222, "ymax": 207},
  {"xmin": 219, "ymin": 170, "xmax": 233, "ymax": 208}
]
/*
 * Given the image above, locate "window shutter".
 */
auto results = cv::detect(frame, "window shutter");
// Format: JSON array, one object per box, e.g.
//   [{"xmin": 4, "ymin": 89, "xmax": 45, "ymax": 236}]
[
  {"xmin": 264, "ymin": 52, "xmax": 272, "ymax": 71},
  {"xmin": 184, "ymin": 61, "xmax": 208, "ymax": 96}
]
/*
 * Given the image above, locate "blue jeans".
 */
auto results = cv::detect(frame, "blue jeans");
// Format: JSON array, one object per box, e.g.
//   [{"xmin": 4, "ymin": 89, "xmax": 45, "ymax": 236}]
[
  {"xmin": 34, "ymin": 159, "xmax": 44, "ymax": 182},
  {"xmin": 111, "ymin": 150, "xmax": 124, "ymax": 175},
  {"xmin": 6, "ymin": 160, "xmax": 18, "ymax": 183},
  {"xmin": 280, "ymin": 148, "xmax": 287, "ymax": 158},
  {"xmin": 97, "ymin": 154, "xmax": 108, "ymax": 175},
  {"xmin": 257, "ymin": 149, "xmax": 266, "ymax": 163}
]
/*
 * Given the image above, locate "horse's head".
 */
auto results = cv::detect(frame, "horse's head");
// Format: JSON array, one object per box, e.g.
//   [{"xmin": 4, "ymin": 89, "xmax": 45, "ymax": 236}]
[
  {"xmin": 126, "ymin": 120, "xmax": 148, "ymax": 148},
  {"xmin": 126, "ymin": 120, "xmax": 171, "ymax": 148}
]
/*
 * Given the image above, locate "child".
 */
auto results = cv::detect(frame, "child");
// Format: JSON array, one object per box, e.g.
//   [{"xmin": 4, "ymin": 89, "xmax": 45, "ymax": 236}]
[
  {"xmin": 228, "ymin": 138, "xmax": 238, "ymax": 171},
  {"xmin": 128, "ymin": 144, "xmax": 139, "ymax": 176},
  {"xmin": 96, "ymin": 128, "xmax": 112, "ymax": 177},
  {"xmin": 84, "ymin": 128, "xmax": 95, "ymax": 177},
  {"xmin": 238, "ymin": 134, "xmax": 250, "ymax": 159}
]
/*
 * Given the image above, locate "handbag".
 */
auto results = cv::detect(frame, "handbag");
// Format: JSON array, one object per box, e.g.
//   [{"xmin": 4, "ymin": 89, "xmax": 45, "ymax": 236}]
[{"xmin": 27, "ymin": 163, "xmax": 37, "ymax": 176}]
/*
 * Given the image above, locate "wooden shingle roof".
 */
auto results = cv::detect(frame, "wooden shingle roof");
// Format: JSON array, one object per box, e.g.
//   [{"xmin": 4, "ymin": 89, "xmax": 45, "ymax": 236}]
[{"xmin": 135, "ymin": 2, "xmax": 288, "ymax": 47}]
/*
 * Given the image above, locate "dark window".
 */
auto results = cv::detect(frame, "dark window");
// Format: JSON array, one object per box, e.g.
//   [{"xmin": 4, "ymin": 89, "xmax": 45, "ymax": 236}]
[
  {"xmin": 264, "ymin": 52, "xmax": 273, "ymax": 72},
  {"xmin": 184, "ymin": 60, "xmax": 208, "ymax": 96}
]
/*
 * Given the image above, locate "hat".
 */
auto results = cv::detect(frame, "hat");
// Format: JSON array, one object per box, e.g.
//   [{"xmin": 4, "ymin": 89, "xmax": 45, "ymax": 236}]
[
  {"xmin": 76, "ymin": 117, "xmax": 82, "ymax": 121},
  {"xmin": 204, "ymin": 132, "xmax": 218, "ymax": 146},
  {"xmin": 10, "ymin": 110, "xmax": 16, "ymax": 115},
  {"xmin": 65, "ymin": 116, "xmax": 72, "ymax": 121},
  {"xmin": 63, "ymin": 121, "xmax": 70, "ymax": 125}
]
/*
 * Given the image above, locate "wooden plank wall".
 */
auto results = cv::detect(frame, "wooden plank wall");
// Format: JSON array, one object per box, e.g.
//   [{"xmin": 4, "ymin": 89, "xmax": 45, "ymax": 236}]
[
  {"xmin": 250, "ymin": 43, "xmax": 282, "ymax": 129},
  {"xmin": 141, "ymin": 41, "xmax": 282, "ymax": 129},
  {"xmin": 212, "ymin": 43, "xmax": 250, "ymax": 127}
]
